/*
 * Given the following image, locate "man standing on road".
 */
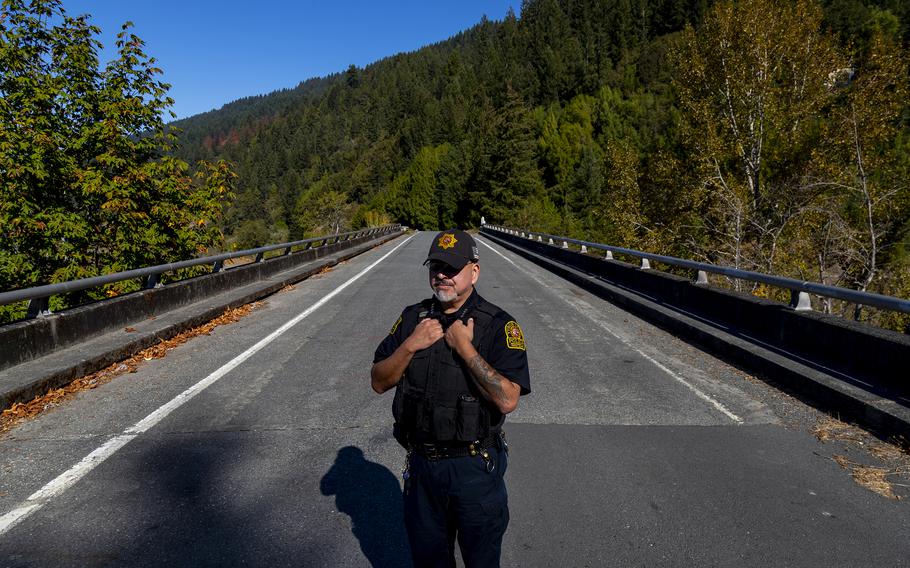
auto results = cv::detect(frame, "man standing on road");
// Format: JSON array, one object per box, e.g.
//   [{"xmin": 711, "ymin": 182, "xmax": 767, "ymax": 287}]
[{"xmin": 371, "ymin": 229, "xmax": 531, "ymax": 568}]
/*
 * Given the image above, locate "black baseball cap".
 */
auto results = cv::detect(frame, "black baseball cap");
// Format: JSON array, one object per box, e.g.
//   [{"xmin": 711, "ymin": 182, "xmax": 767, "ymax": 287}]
[{"xmin": 424, "ymin": 229, "xmax": 479, "ymax": 270}]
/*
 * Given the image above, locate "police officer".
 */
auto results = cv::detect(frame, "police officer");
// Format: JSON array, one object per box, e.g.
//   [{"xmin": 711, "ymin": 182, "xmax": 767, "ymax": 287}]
[{"xmin": 371, "ymin": 229, "xmax": 531, "ymax": 568}]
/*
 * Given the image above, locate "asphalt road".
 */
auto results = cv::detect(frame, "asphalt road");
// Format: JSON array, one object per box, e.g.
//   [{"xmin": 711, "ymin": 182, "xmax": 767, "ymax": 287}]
[{"xmin": 0, "ymin": 231, "xmax": 907, "ymax": 567}]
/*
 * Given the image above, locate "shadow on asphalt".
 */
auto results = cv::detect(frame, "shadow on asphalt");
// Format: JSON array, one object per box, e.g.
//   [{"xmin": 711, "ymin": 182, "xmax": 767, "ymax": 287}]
[
  {"xmin": 53, "ymin": 438, "xmax": 414, "ymax": 566},
  {"xmin": 321, "ymin": 446, "xmax": 412, "ymax": 568}
]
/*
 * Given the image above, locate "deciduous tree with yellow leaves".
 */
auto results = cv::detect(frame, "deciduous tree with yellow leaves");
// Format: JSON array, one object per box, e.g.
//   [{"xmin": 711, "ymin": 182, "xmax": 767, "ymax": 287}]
[{"xmin": 673, "ymin": 0, "xmax": 909, "ymax": 328}]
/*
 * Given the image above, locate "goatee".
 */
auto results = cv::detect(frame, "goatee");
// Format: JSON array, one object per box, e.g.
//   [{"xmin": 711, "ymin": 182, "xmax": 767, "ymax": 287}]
[{"xmin": 433, "ymin": 288, "xmax": 457, "ymax": 303}]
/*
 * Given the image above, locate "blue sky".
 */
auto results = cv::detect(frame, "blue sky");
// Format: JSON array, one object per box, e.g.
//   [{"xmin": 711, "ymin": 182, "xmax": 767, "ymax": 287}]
[{"xmin": 64, "ymin": 1, "xmax": 522, "ymax": 121}]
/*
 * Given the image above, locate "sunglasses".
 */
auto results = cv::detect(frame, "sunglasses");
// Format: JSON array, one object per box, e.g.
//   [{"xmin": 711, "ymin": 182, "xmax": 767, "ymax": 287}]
[{"xmin": 427, "ymin": 261, "xmax": 465, "ymax": 278}]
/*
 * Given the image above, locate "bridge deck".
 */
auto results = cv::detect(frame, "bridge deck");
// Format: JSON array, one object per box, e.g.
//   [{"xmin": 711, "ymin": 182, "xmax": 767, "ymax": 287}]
[{"xmin": 1, "ymin": 232, "xmax": 907, "ymax": 566}]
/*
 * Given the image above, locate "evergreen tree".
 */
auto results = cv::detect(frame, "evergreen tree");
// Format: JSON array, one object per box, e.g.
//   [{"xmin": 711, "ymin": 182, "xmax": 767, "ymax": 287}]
[{"xmin": 476, "ymin": 86, "xmax": 542, "ymax": 225}]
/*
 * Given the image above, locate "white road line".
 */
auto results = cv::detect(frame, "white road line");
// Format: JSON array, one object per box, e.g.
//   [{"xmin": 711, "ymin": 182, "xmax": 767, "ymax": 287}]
[
  {"xmin": 482, "ymin": 241, "xmax": 518, "ymax": 266},
  {"xmin": 477, "ymin": 237, "xmax": 743, "ymax": 424},
  {"xmin": 0, "ymin": 233, "xmax": 416, "ymax": 538}
]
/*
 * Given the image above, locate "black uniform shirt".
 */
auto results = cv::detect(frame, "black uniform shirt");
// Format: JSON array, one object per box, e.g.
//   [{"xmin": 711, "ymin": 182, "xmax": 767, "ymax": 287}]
[{"xmin": 374, "ymin": 289, "xmax": 531, "ymax": 395}]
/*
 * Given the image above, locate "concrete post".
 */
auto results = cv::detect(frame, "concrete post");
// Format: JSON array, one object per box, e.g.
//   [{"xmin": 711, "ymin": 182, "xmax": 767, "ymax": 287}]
[
  {"xmin": 640, "ymin": 258, "xmax": 651, "ymax": 270},
  {"xmin": 790, "ymin": 290, "xmax": 812, "ymax": 311},
  {"xmin": 26, "ymin": 297, "xmax": 51, "ymax": 319},
  {"xmin": 144, "ymin": 273, "xmax": 163, "ymax": 289}
]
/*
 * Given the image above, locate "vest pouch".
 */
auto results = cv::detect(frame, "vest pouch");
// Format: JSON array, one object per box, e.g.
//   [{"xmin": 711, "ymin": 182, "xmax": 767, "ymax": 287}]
[
  {"xmin": 456, "ymin": 394, "xmax": 485, "ymax": 441},
  {"xmin": 406, "ymin": 350, "xmax": 431, "ymax": 390},
  {"xmin": 432, "ymin": 405, "xmax": 457, "ymax": 441},
  {"xmin": 396, "ymin": 389, "xmax": 425, "ymax": 433}
]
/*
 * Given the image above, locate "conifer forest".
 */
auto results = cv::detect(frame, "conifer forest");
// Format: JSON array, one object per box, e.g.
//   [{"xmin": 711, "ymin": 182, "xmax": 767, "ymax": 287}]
[{"xmin": 2, "ymin": 0, "xmax": 909, "ymax": 329}]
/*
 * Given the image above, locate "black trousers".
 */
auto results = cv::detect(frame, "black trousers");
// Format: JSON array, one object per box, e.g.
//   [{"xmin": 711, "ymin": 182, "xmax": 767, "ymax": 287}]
[{"xmin": 403, "ymin": 444, "xmax": 509, "ymax": 568}]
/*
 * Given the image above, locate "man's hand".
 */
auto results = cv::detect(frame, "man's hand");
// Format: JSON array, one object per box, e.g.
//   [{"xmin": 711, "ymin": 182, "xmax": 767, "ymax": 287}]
[
  {"xmin": 445, "ymin": 317, "xmax": 475, "ymax": 356},
  {"xmin": 403, "ymin": 318, "xmax": 444, "ymax": 353},
  {"xmin": 448, "ymin": 318, "xmax": 521, "ymax": 414},
  {"xmin": 372, "ymin": 318, "xmax": 442, "ymax": 394}
]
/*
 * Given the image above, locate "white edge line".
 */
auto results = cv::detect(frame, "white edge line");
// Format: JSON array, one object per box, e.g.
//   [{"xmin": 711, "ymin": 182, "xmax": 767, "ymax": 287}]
[
  {"xmin": 477, "ymin": 237, "xmax": 743, "ymax": 424},
  {"xmin": 0, "ymin": 233, "xmax": 416, "ymax": 537}
]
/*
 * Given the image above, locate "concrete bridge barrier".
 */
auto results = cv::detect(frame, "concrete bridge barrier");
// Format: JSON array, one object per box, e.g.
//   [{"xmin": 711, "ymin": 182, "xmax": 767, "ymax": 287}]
[
  {"xmin": 481, "ymin": 226, "xmax": 910, "ymax": 442},
  {"xmin": 0, "ymin": 228, "xmax": 404, "ymax": 408}
]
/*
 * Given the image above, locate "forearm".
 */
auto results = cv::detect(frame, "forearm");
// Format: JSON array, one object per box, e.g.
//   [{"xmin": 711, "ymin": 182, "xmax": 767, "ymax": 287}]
[
  {"xmin": 459, "ymin": 345, "xmax": 520, "ymax": 414},
  {"xmin": 371, "ymin": 343, "xmax": 415, "ymax": 393}
]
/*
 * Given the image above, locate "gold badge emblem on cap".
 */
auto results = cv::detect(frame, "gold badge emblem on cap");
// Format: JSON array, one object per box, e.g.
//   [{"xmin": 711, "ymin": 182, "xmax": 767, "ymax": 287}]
[{"xmin": 438, "ymin": 233, "xmax": 458, "ymax": 250}]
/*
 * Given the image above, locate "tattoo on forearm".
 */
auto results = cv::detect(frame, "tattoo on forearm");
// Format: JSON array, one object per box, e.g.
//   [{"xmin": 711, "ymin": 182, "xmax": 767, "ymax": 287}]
[{"xmin": 467, "ymin": 354, "xmax": 506, "ymax": 405}]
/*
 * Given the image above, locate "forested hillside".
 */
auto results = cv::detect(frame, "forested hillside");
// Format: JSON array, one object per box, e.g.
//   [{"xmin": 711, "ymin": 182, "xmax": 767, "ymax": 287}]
[{"xmin": 170, "ymin": 0, "xmax": 909, "ymax": 329}]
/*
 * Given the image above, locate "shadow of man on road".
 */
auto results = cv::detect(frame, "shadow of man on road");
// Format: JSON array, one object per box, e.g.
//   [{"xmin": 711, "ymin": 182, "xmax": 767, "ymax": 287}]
[{"xmin": 320, "ymin": 446, "xmax": 412, "ymax": 567}]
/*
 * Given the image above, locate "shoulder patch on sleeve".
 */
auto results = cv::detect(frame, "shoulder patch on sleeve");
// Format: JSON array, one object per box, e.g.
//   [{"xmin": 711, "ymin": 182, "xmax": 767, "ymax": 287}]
[
  {"xmin": 504, "ymin": 321, "xmax": 525, "ymax": 350},
  {"xmin": 389, "ymin": 315, "xmax": 402, "ymax": 335}
]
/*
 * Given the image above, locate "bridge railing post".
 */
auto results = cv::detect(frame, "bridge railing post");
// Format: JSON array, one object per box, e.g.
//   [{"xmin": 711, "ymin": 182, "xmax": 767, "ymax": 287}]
[
  {"xmin": 26, "ymin": 297, "xmax": 51, "ymax": 319},
  {"xmin": 144, "ymin": 273, "xmax": 163, "ymax": 289},
  {"xmin": 790, "ymin": 290, "xmax": 812, "ymax": 311},
  {"xmin": 491, "ymin": 224, "xmax": 910, "ymax": 319}
]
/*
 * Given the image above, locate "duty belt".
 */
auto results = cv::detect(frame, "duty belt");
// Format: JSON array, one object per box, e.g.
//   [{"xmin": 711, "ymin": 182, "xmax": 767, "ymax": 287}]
[{"xmin": 412, "ymin": 434, "xmax": 499, "ymax": 460}]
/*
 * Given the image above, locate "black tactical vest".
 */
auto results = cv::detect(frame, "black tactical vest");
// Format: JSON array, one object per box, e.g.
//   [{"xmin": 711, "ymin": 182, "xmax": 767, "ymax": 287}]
[{"xmin": 392, "ymin": 292, "xmax": 504, "ymax": 446}]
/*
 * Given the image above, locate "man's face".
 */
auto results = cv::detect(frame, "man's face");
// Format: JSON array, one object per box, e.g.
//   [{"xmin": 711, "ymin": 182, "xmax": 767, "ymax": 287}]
[{"xmin": 427, "ymin": 260, "xmax": 479, "ymax": 303}]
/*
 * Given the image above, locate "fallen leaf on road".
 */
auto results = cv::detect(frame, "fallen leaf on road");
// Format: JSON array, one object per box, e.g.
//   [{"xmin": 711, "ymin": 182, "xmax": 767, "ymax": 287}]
[
  {"xmin": 0, "ymin": 302, "xmax": 261, "ymax": 434},
  {"xmin": 819, "ymin": 419, "xmax": 909, "ymax": 500},
  {"xmin": 832, "ymin": 454, "xmax": 900, "ymax": 500},
  {"xmin": 870, "ymin": 443, "xmax": 906, "ymax": 461},
  {"xmin": 812, "ymin": 418, "xmax": 865, "ymax": 444}
]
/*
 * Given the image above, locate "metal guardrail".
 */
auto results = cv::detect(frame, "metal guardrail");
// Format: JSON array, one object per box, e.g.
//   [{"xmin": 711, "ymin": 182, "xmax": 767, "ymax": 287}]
[
  {"xmin": 483, "ymin": 224, "xmax": 910, "ymax": 315},
  {"xmin": 1, "ymin": 224, "xmax": 402, "ymax": 318}
]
